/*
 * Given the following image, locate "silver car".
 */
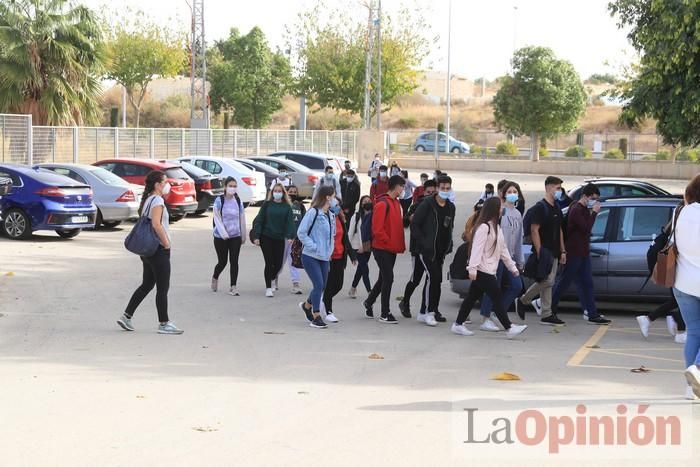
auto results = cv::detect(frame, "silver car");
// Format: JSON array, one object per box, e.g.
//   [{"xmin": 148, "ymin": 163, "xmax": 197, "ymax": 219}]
[
  {"xmin": 245, "ymin": 156, "xmax": 322, "ymax": 199},
  {"xmin": 36, "ymin": 163, "xmax": 142, "ymax": 228}
]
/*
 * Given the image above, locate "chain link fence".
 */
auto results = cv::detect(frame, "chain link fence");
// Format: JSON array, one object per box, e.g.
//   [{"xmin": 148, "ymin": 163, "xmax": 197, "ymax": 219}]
[{"xmin": 0, "ymin": 114, "xmax": 32, "ymax": 164}]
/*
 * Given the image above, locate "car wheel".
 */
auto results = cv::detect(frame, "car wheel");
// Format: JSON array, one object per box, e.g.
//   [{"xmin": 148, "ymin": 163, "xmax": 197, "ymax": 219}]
[
  {"xmin": 415, "ymin": 145, "xmax": 425, "ymax": 152},
  {"xmin": 56, "ymin": 229, "xmax": 81, "ymax": 239},
  {"xmin": 194, "ymin": 209, "xmax": 206, "ymax": 216},
  {"xmin": 2, "ymin": 208, "xmax": 32, "ymax": 240},
  {"xmin": 102, "ymin": 220, "xmax": 122, "ymax": 228},
  {"xmin": 452, "ymin": 147, "xmax": 462, "ymax": 154}
]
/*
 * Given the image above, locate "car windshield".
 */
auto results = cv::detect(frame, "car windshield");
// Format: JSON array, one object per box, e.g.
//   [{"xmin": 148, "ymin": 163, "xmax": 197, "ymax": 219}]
[
  {"xmin": 89, "ymin": 167, "xmax": 127, "ymax": 185},
  {"xmin": 165, "ymin": 167, "xmax": 190, "ymax": 180},
  {"xmin": 180, "ymin": 162, "xmax": 211, "ymax": 178}
]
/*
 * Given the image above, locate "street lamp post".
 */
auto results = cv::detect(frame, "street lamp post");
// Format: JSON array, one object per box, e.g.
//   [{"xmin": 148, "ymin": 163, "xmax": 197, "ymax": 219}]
[{"xmin": 445, "ymin": 0, "xmax": 452, "ymax": 157}]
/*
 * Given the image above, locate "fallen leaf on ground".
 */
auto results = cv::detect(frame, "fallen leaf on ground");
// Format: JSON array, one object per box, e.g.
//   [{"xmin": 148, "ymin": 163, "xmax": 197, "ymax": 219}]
[
  {"xmin": 491, "ymin": 372, "xmax": 521, "ymax": 381},
  {"xmin": 550, "ymin": 328, "xmax": 561, "ymax": 333},
  {"xmin": 297, "ymin": 391, "xmax": 309, "ymax": 395},
  {"xmin": 369, "ymin": 353, "xmax": 384, "ymax": 360},
  {"xmin": 586, "ymin": 345, "xmax": 600, "ymax": 349},
  {"xmin": 4, "ymin": 272, "xmax": 14, "ymax": 277},
  {"xmin": 192, "ymin": 426, "xmax": 218, "ymax": 432},
  {"xmin": 630, "ymin": 366, "xmax": 651, "ymax": 373},
  {"xmin": 264, "ymin": 331, "xmax": 286, "ymax": 335},
  {"xmin": 136, "ymin": 395, "xmax": 145, "ymax": 399}
]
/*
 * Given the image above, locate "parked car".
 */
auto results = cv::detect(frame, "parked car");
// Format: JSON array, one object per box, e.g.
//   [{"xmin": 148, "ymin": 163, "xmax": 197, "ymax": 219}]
[
  {"xmin": 414, "ymin": 132, "xmax": 470, "ymax": 154},
  {"xmin": 568, "ymin": 178, "xmax": 671, "ymax": 201},
  {"xmin": 175, "ymin": 156, "xmax": 266, "ymax": 205},
  {"xmin": 245, "ymin": 156, "xmax": 320, "ymax": 198},
  {"xmin": 266, "ymin": 151, "xmax": 344, "ymax": 173},
  {"xmin": 236, "ymin": 158, "xmax": 280, "ymax": 192},
  {"xmin": 176, "ymin": 161, "xmax": 225, "ymax": 214},
  {"xmin": 93, "ymin": 159, "xmax": 197, "ymax": 221},
  {"xmin": 0, "ymin": 164, "xmax": 97, "ymax": 239},
  {"xmin": 36, "ymin": 163, "xmax": 142, "ymax": 228}
]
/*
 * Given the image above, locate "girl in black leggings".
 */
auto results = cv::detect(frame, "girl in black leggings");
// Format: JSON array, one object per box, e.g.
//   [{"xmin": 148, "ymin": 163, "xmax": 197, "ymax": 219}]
[
  {"xmin": 348, "ymin": 196, "xmax": 372, "ymax": 297},
  {"xmin": 211, "ymin": 177, "xmax": 247, "ymax": 296},
  {"xmin": 252, "ymin": 183, "xmax": 296, "ymax": 297}
]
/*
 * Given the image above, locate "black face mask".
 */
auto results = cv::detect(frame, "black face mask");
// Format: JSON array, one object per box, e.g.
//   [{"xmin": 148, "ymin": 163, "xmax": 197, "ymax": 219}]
[
  {"xmin": 289, "ymin": 195, "xmax": 299, "ymax": 202},
  {"xmin": 362, "ymin": 203, "xmax": 372, "ymax": 211}
]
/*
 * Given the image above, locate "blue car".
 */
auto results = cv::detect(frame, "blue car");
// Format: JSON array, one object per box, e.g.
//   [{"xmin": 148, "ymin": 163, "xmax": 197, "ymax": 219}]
[
  {"xmin": 414, "ymin": 132, "xmax": 470, "ymax": 154},
  {"xmin": 0, "ymin": 164, "xmax": 97, "ymax": 240}
]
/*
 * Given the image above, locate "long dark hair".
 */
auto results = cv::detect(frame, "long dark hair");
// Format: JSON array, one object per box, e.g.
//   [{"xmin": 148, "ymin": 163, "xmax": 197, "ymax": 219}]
[
  {"xmin": 311, "ymin": 185, "xmax": 335, "ymax": 210},
  {"xmin": 356, "ymin": 195, "xmax": 372, "ymax": 228},
  {"xmin": 139, "ymin": 170, "xmax": 166, "ymax": 215},
  {"xmin": 472, "ymin": 197, "xmax": 502, "ymax": 254}
]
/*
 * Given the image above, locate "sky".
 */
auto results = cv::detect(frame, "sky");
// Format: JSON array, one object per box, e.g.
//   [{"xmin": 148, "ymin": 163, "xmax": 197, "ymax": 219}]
[{"xmin": 84, "ymin": 0, "xmax": 636, "ymax": 80}]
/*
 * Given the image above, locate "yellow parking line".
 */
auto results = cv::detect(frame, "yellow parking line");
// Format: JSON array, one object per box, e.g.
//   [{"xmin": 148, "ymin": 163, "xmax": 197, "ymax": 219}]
[
  {"xmin": 590, "ymin": 348, "xmax": 684, "ymax": 364},
  {"xmin": 599, "ymin": 347, "xmax": 679, "ymax": 352},
  {"xmin": 567, "ymin": 326, "xmax": 609, "ymax": 367}
]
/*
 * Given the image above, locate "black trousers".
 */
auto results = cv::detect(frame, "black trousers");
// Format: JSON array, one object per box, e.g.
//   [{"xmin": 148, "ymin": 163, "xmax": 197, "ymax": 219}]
[
  {"xmin": 418, "ymin": 255, "xmax": 444, "ymax": 314},
  {"xmin": 403, "ymin": 254, "xmax": 426, "ymax": 307},
  {"xmin": 125, "ymin": 247, "xmax": 171, "ymax": 323},
  {"xmin": 648, "ymin": 295, "xmax": 686, "ymax": 331},
  {"xmin": 352, "ymin": 251, "xmax": 372, "ymax": 292},
  {"xmin": 260, "ymin": 235, "xmax": 286, "ymax": 288},
  {"xmin": 213, "ymin": 236, "xmax": 242, "ymax": 286},
  {"xmin": 323, "ymin": 258, "xmax": 345, "ymax": 312},
  {"xmin": 400, "ymin": 198, "xmax": 412, "ymax": 218},
  {"xmin": 367, "ymin": 249, "xmax": 397, "ymax": 316},
  {"xmin": 456, "ymin": 271, "xmax": 512, "ymax": 329}
]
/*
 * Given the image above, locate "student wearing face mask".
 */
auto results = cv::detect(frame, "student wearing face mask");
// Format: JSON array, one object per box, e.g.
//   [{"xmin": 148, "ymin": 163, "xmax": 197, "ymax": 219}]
[
  {"xmin": 313, "ymin": 166, "xmax": 343, "ymax": 201},
  {"xmin": 211, "ymin": 177, "xmax": 247, "ymax": 296},
  {"xmin": 389, "ymin": 161, "xmax": 401, "ymax": 177},
  {"xmin": 368, "ymin": 153, "xmax": 383, "ymax": 181},
  {"xmin": 322, "ymin": 200, "xmax": 357, "ymax": 322},
  {"xmin": 279, "ymin": 185, "xmax": 306, "ymax": 295},
  {"xmin": 411, "ymin": 173, "xmax": 430, "ymax": 203},
  {"xmin": 270, "ymin": 168, "xmax": 292, "ymax": 191},
  {"xmin": 297, "ymin": 186, "xmax": 337, "ymax": 329},
  {"xmin": 118, "ymin": 170, "xmax": 183, "ymax": 335},
  {"xmin": 251, "ymin": 184, "xmax": 296, "ymax": 297},
  {"xmin": 348, "ymin": 195, "xmax": 373, "ymax": 298},
  {"xmin": 370, "ymin": 165, "xmax": 390, "ymax": 202},
  {"xmin": 399, "ymin": 170, "xmax": 417, "ymax": 218},
  {"xmin": 340, "ymin": 169, "xmax": 361, "ymax": 228}
]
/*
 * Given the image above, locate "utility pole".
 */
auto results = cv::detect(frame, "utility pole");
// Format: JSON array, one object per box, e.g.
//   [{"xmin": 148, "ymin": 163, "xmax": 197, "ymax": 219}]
[
  {"xmin": 445, "ymin": 0, "xmax": 452, "ymax": 155},
  {"xmin": 189, "ymin": 0, "xmax": 209, "ymax": 129},
  {"xmin": 362, "ymin": 0, "xmax": 382, "ymax": 129},
  {"xmin": 376, "ymin": 0, "xmax": 382, "ymax": 130},
  {"xmin": 121, "ymin": 85, "xmax": 127, "ymax": 128}
]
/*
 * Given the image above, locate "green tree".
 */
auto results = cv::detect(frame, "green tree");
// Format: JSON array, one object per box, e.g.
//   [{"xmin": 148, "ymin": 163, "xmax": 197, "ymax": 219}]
[
  {"xmin": 208, "ymin": 27, "xmax": 291, "ymax": 128},
  {"xmin": 0, "ymin": 0, "xmax": 106, "ymax": 125},
  {"xmin": 609, "ymin": 0, "xmax": 700, "ymax": 153},
  {"xmin": 288, "ymin": 1, "xmax": 434, "ymax": 117},
  {"xmin": 104, "ymin": 11, "xmax": 186, "ymax": 127},
  {"xmin": 492, "ymin": 46, "xmax": 586, "ymax": 161}
]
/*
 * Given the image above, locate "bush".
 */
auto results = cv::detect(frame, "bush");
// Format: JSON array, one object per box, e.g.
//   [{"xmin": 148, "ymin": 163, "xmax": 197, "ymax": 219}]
[
  {"xmin": 641, "ymin": 155, "xmax": 656, "ymax": 161},
  {"xmin": 604, "ymin": 148, "xmax": 625, "ymax": 160},
  {"xmin": 618, "ymin": 138, "xmax": 628, "ymax": 156},
  {"xmin": 470, "ymin": 145, "xmax": 482, "ymax": 155},
  {"xmin": 677, "ymin": 148, "xmax": 698, "ymax": 162},
  {"xmin": 564, "ymin": 145, "xmax": 592, "ymax": 158},
  {"xmin": 539, "ymin": 147, "xmax": 550, "ymax": 157},
  {"xmin": 655, "ymin": 150, "xmax": 670, "ymax": 161},
  {"xmin": 396, "ymin": 117, "xmax": 419, "ymax": 129},
  {"xmin": 495, "ymin": 140, "xmax": 518, "ymax": 155}
]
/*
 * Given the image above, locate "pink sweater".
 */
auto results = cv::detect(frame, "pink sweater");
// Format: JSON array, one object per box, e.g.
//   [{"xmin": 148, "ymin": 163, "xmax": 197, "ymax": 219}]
[{"xmin": 468, "ymin": 222, "xmax": 518, "ymax": 276}]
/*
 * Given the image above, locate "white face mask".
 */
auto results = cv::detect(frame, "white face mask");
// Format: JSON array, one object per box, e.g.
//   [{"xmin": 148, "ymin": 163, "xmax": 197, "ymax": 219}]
[
  {"xmin": 161, "ymin": 182, "xmax": 171, "ymax": 195},
  {"xmin": 226, "ymin": 187, "xmax": 237, "ymax": 196},
  {"xmin": 379, "ymin": 171, "xmax": 387, "ymax": 178},
  {"xmin": 272, "ymin": 191, "xmax": 283, "ymax": 201},
  {"xmin": 279, "ymin": 172, "xmax": 287, "ymax": 178}
]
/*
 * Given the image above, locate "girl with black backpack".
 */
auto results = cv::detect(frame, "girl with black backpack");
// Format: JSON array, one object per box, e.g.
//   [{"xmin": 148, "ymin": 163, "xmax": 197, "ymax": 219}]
[
  {"xmin": 348, "ymin": 195, "xmax": 373, "ymax": 298},
  {"xmin": 211, "ymin": 176, "xmax": 247, "ymax": 296}
]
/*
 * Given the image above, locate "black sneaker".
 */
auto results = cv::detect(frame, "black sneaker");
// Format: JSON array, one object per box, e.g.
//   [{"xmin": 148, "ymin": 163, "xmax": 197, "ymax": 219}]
[
  {"xmin": 310, "ymin": 316, "xmax": 327, "ymax": 328},
  {"xmin": 433, "ymin": 311, "xmax": 447, "ymax": 323},
  {"xmin": 378, "ymin": 313, "xmax": 398, "ymax": 324},
  {"xmin": 587, "ymin": 316, "xmax": 611, "ymax": 325},
  {"xmin": 540, "ymin": 314, "xmax": 566, "ymax": 326},
  {"xmin": 398, "ymin": 301, "xmax": 411, "ymax": 318},
  {"xmin": 363, "ymin": 300, "xmax": 374, "ymax": 319},
  {"xmin": 516, "ymin": 299, "xmax": 525, "ymax": 320},
  {"xmin": 299, "ymin": 301, "xmax": 313, "ymax": 322}
]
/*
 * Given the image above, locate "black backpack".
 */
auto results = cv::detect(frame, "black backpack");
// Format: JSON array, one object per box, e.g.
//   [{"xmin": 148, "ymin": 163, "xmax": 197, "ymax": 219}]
[
  {"xmin": 212, "ymin": 194, "xmax": 242, "ymax": 228},
  {"xmin": 449, "ymin": 242, "xmax": 470, "ymax": 280},
  {"xmin": 523, "ymin": 199, "xmax": 567, "ymax": 243}
]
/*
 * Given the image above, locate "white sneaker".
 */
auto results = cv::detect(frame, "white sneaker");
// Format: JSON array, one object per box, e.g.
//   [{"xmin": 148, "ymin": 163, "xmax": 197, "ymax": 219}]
[
  {"xmin": 326, "ymin": 312, "xmax": 339, "ymax": 323},
  {"xmin": 228, "ymin": 286, "xmax": 240, "ymax": 296},
  {"xmin": 291, "ymin": 283, "xmax": 303, "ymax": 295},
  {"xmin": 416, "ymin": 313, "xmax": 427, "ymax": 323},
  {"xmin": 451, "ymin": 322, "xmax": 474, "ymax": 336},
  {"xmin": 636, "ymin": 315, "xmax": 650, "ymax": 338},
  {"xmin": 158, "ymin": 321, "xmax": 184, "ymax": 335},
  {"xmin": 506, "ymin": 323, "xmax": 528, "ymax": 339},
  {"xmin": 583, "ymin": 309, "xmax": 606, "ymax": 321},
  {"xmin": 685, "ymin": 385, "xmax": 698, "ymax": 400},
  {"xmin": 424, "ymin": 312, "xmax": 438, "ymax": 327},
  {"xmin": 489, "ymin": 313, "xmax": 505, "ymax": 330},
  {"xmin": 480, "ymin": 318, "xmax": 500, "ymax": 332},
  {"xmin": 265, "ymin": 288, "xmax": 274, "ymax": 297},
  {"xmin": 666, "ymin": 315, "xmax": 678, "ymax": 337},
  {"xmin": 273, "ymin": 279, "xmax": 279, "ymax": 291},
  {"xmin": 531, "ymin": 298, "xmax": 542, "ymax": 316},
  {"xmin": 348, "ymin": 287, "xmax": 357, "ymax": 299},
  {"xmin": 675, "ymin": 332, "xmax": 687, "ymax": 344},
  {"xmin": 684, "ymin": 365, "xmax": 700, "ymax": 399}
]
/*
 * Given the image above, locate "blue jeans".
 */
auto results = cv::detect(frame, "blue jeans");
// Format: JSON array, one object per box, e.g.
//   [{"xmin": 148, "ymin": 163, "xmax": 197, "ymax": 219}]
[
  {"xmin": 673, "ymin": 288, "xmax": 700, "ymax": 368},
  {"xmin": 552, "ymin": 256, "xmax": 600, "ymax": 318},
  {"xmin": 480, "ymin": 261, "xmax": 523, "ymax": 318},
  {"xmin": 302, "ymin": 254, "xmax": 329, "ymax": 313}
]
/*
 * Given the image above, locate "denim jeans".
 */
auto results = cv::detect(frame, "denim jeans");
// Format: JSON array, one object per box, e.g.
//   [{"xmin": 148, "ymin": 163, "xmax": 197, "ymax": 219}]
[
  {"xmin": 551, "ymin": 256, "xmax": 600, "ymax": 319},
  {"xmin": 673, "ymin": 287, "xmax": 700, "ymax": 368},
  {"xmin": 480, "ymin": 261, "xmax": 523, "ymax": 318},
  {"xmin": 301, "ymin": 254, "xmax": 329, "ymax": 313}
]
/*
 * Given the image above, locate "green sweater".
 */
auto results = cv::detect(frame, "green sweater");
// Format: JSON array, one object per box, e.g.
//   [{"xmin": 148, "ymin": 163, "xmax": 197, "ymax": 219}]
[{"xmin": 254, "ymin": 201, "xmax": 296, "ymax": 240}]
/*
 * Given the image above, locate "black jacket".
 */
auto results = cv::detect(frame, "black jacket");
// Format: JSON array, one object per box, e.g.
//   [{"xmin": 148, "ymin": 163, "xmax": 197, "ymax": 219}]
[
  {"xmin": 409, "ymin": 195, "xmax": 455, "ymax": 260},
  {"xmin": 523, "ymin": 248, "xmax": 554, "ymax": 282},
  {"xmin": 340, "ymin": 179, "xmax": 361, "ymax": 213}
]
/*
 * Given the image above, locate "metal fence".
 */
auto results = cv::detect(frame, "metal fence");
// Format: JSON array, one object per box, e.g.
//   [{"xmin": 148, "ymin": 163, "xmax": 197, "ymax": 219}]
[{"xmin": 0, "ymin": 114, "xmax": 358, "ymax": 166}]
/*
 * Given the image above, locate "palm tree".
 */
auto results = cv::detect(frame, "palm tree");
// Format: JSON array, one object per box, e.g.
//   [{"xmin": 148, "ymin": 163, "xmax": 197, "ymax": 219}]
[{"xmin": 0, "ymin": 0, "xmax": 106, "ymax": 125}]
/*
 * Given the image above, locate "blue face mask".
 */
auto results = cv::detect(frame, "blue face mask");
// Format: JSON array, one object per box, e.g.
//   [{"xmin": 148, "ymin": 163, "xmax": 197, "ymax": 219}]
[
  {"xmin": 330, "ymin": 205, "xmax": 341, "ymax": 215},
  {"xmin": 437, "ymin": 190, "xmax": 451, "ymax": 200},
  {"xmin": 330, "ymin": 197, "xmax": 338, "ymax": 208},
  {"xmin": 554, "ymin": 190, "xmax": 563, "ymax": 201},
  {"xmin": 587, "ymin": 199, "xmax": 597, "ymax": 209},
  {"xmin": 273, "ymin": 192, "xmax": 283, "ymax": 201},
  {"xmin": 505, "ymin": 193, "xmax": 519, "ymax": 204}
]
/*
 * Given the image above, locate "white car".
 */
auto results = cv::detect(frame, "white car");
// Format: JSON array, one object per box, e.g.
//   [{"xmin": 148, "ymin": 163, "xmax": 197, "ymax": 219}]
[{"xmin": 176, "ymin": 156, "xmax": 266, "ymax": 205}]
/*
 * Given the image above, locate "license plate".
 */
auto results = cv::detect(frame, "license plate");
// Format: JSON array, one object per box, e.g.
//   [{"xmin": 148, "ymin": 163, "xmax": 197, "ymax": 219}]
[
  {"xmin": 185, "ymin": 196, "xmax": 194, "ymax": 202},
  {"xmin": 71, "ymin": 216, "xmax": 88, "ymax": 223}
]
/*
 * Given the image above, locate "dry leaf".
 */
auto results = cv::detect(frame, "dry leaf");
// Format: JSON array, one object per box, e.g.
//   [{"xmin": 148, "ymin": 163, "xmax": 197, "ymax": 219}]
[
  {"xmin": 368, "ymin": 353, "xmax": 384, "ymax": 360},
  {"xmin": 136, "ymin": 395, "xmax": 145, "ymax": 399},
  {"xmin": 491, "ymin": 372, "xmax": 521, "ymax": 381},
  {"xmin": 297, "ymin": 391, "xmax": 309, "ymax": 395},
  {"xmin": 586, "ymin": 345, "xmax": 600, "ymax": 349},
  {"xmin": 264, "ymin": 331, "xmax": 286, "ymax": 335},
  {"xmin": 550, "ymin": 328, "xmax": 561, "ymax": 333},
  {"xmin": 192, "ymin": 426, "xmax": 218, "ymax": 432},
  {"xmin": 4, "ymin": 272, "xmax": 14, "ymax": 277},
  {"xmin": 630, "ymin": 366, "xmax": 651, "ymax": 373}
]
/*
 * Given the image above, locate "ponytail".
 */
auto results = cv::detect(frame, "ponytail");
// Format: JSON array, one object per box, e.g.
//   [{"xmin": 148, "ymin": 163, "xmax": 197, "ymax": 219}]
[{"xmin": 139, "ymin": 170, "xmax": 166, "ymax": 215}]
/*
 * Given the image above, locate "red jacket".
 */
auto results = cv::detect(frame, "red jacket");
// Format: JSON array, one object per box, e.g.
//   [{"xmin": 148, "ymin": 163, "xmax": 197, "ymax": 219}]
[
  {"xmin": 370, "ymin": 178, "xmax": 389, "ymax": 201},
  {"xmin": 412, "ymin": 186, "xmax": 425, "ymax": 203},
  {"xmin": 332, "ymin": 217, "xmax": 345, "ymax": 260},
  {"xmin": 371, "ymin": 194, "xmax": 406, "ymax": 254}
]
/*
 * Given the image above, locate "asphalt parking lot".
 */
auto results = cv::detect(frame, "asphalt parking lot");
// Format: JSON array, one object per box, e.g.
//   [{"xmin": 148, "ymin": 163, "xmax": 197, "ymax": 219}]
[{"xmin": 1, "ymin": 170, "xmax": 697, "ymax": 466}]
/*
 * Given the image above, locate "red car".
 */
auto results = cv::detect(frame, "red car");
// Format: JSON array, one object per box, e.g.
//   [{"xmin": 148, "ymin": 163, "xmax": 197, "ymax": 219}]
[{"xmin": 93, "ymin": 159, "xmax": 198, "ymax": 220}]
